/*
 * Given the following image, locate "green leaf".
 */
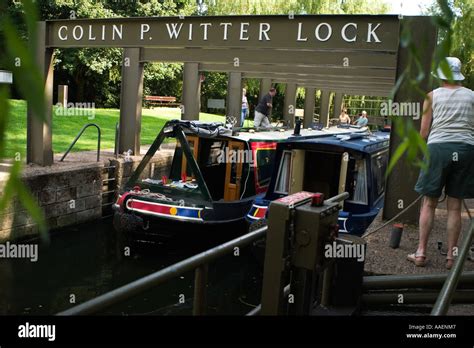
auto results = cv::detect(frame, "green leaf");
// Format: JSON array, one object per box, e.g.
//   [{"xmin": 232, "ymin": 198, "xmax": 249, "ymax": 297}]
[{"xmin": 386, "ymin": 138, "xmax": 409, "ymax": 177}]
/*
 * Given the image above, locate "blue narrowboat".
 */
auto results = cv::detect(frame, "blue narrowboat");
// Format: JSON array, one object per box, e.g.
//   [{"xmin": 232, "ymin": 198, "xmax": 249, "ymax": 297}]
[{"xmin": 246, "ymin": 131, "xmax": 390, "ymax": 236}]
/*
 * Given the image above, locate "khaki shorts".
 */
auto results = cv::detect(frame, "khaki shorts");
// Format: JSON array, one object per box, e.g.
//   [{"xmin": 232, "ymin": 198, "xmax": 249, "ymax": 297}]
[{"xmin": 415, "ymin": 142, "xmax": 474, "ymax": 199}]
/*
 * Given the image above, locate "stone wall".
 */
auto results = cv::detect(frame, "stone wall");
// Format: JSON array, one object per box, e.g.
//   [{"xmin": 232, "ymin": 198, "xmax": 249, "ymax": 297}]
[
  {"xmin": 0, "ymin": 164, "xmax": 103, "ymax": 242},
  {"xmin": 0, "ymin": 150, "xmax": 174, "ymax": 242}
]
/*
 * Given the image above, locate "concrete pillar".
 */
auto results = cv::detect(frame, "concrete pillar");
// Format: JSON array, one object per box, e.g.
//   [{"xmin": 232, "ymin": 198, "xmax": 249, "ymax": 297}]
[
  {"xmin": 333, "ymin": 92, "xmax": 343, "ymax": 119},
  {"xmin": 283, "ymin": 83, "xmax": 297, "ymax": 127},
  {"xmin": 226, "ymin": 72, "xmax": 242, "ymax": 126},
  {"xmin": 119, "ymin": 48, "xmax": 144, "ymax": 155},
  {"xmin": 259, "ymin": 78, "xmax": 272, "ymax": 101},
  {"xmin": 27, "ymin": 22, "xmax": 54, "ymax": 166},
  {"xmin": 303, "ymin": 87, "xmax": 316, "ymax": 128},
  {"xmin": 58, "ymin": 85, "xmax": 68, "ymax": 107},
  {"xmin": 182, "ymin": 62, "xmax": 201, "ymax": 121},
  {"xmin": 319, "ymin": 89, "xmax": 330, "ymax": 128}
]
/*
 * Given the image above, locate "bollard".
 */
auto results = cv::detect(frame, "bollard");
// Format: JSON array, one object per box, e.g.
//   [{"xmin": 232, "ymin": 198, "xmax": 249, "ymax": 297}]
[{"xmin": 389, "ymin": 223, "xmax": 403, "ymax": 249}]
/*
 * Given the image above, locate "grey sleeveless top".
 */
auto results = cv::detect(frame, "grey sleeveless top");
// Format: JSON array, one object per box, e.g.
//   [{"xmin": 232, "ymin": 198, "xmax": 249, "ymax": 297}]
[{"xmin": 428, "ymin": 86, "xmax": 474, "ymax": 145}]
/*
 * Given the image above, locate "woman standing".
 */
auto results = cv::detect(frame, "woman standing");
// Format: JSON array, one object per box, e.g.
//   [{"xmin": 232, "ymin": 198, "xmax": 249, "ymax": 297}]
[{"xmin": 241, "ymin": 88, "xmax": 249, "ymax": 127}]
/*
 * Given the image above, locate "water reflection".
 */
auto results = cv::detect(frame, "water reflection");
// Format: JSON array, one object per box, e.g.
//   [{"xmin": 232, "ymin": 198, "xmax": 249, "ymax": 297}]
[{"xmin": 0, "ymin": 218, "xmax": 263, "ymax": 315}]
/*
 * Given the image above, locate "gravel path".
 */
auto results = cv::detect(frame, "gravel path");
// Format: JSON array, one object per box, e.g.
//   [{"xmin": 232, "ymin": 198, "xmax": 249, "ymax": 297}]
[{"xmin": 364, "ymin": 198, "xmax": 474, "ymax": 315}]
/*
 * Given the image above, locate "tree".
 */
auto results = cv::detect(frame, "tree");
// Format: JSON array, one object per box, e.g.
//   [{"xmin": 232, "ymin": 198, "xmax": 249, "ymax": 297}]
[{"xmin": 426, "ymin": 0, "xmax": 473, "ymax": 90}]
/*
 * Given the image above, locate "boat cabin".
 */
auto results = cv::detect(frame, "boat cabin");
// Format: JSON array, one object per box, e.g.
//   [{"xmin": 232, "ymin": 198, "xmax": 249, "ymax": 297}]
[{"xmin": 247, "ymin": 131, "xmax": 391, "ymax": 235}]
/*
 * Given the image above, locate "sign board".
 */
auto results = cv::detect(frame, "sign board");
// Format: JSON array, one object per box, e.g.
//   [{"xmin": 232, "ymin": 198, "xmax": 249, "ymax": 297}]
[
  {"xmin": 46, "ymin": 16, "xmax": 399, "ymax": 51},
  {"xmin": 0, "ymin": 70, "xmax": 13, "ymax": 84},
  {"xmin": 207, "ymin": 99, "xmax": 225, "ymax": 109},
  {"xmin": 295, "ymin": 108, "xmax": 304, "ymax": 117}
]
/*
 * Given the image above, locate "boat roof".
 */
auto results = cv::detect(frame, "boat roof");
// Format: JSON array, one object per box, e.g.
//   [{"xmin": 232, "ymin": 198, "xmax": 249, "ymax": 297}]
[
  {"xmin": 229, "ymin": 125, "xmax": 369, "ymax": 142},
  {"xmin": 168, "ymin": 119, "xmax": 372, "ymax": 143},
  {"xmin": 285, "ymin": 131, "xmax": 391, "ymax": 153}
]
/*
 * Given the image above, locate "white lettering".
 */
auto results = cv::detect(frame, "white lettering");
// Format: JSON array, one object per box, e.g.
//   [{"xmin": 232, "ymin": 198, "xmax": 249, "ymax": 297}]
[
  {"xmin": 200, "ymin": 23, "xmax": 212, "ymax": 40},
  {"xmin": 166, "ymin": 23, "xmax": 184, "ymax": 39},
  {"xmin": 140, "ymin": 23, "xmax": 150, "ymax": 40},
  {"xmin": 367, "ymin": 23, "xmax": 381, "ymax": 43},
  {"xmin": 72, "ymin": 25, "xmax": 83, "ymax": 40},
  {"xmin": 296, "ymin": 22, "xmax": 307, "ymax": 41},
  {"xmin": 112, "ymin": 24, "xmax": 123, "ymax": 40},
  {"xmin": 220, "ymin": 22, "xmax": 232, "ymax": 40},
  {"xmin": 240, "ymin": 22, "xmax": 250, "ymax": 41},
  {"xmin": 58, "ymin": 26, "xmax": 68, "ymax": 40},
  {"xmin": 259, "ymin": 23, "xmax": 270, "ymax": 41},
  {"xmin": 315, "ymin": 23, "xmax": 332, "ymax": 42},
  {"xmin": 341, "ymin": 22, "xmax": 357, "ymax": 42},
  {"xmin": 188, "ymin": 23, "xmax": 193, "ymax": 40},
  {"xmin": 88, "ymin": 25, "xmax": 96, "ymax": 40}
]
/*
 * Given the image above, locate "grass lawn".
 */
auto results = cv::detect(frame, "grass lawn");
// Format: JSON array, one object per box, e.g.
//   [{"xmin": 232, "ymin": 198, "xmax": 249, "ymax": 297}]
[{"xmin": 3, "ymin": 99, "xmax": 231, "ymax": 159}]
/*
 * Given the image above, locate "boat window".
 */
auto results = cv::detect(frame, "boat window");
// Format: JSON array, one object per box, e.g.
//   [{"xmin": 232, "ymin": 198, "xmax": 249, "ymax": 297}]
[
  {"xmin": 138, "ymin": 137, "xmax": 210, "ymax": 201},
  {"xmin": 255, "ymin": 149, "xmax": 276, "ymax": 189},
  {"xmin": 371, "ymin": 150, "xmax": 388, "ymax": 201},
  {"xmin": 196, "ymin": 138, "xmax": 227, "ymax": 201},
  {"xmin": 275, "ymin": 151, "xmax": 292, "ymax": 194},
  {"xmin": 303, "ymin": 150, "xmax": 341, "ymax": 198},
  {"xmin": 207, "ymin": 141, "xmax": 225, "ymax": 166},
  {"xmin": 347, "ymin": 159, "xmax": 368, "ymax": 205}
]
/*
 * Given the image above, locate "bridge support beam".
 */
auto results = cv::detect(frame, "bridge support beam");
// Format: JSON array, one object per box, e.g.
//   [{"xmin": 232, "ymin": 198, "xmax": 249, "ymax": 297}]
[
  {"xmin": 27, "ymin": 22, "xmax": 54, "ymax": 166},
  {"xmin": 226, "ymin": 72, "xmax": 242, "ymax": 126},
  {"xmin": 303, "ymin": 87, "xmax": 316, "ymax": 128},
  {"xmin": 319, "ymin": 89, "xmax": 330, "ymax": 127},
  {"xmin": 119, "ymin": 47, "xmax": 144, "ymax": 155},
  {"xmin": 332, "ymin": 92, "xmax": 343, "ymax": 119},
  {"xmin": 182, "ymin": 62, "xmax": 201, "ymax": 121},
  {"xmin": 283, "ymin": 83, "xmax": 297, "ymax": 127},
  {"xmin": 259, "ymin": 78, "xmax": 272, "ymax": 101}
]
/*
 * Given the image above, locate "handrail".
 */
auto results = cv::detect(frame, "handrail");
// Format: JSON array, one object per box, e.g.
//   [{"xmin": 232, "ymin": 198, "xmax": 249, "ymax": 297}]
[
  {"xmin": 431, "ymin": 219, "xmax": 474, "ymax": 315},
  {"xmin": 57, "ymin": 225, "xmax": 267, "ymax": 315},
  {"xmin": 60, "ymin": 123, "xmax": 101, "ymax": 162}
]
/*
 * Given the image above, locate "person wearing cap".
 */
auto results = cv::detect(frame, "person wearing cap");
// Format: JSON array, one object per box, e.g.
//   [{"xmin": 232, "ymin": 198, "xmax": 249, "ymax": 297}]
[{"xmin": 408, "ymin": 57, "xmax": 474, "ymax": 270}]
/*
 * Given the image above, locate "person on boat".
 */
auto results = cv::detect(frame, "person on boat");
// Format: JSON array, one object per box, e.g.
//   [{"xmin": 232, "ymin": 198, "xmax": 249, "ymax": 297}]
[
  {"xmin": 241, "ymin": 88, "xmax": 249, "ymax": 127},
  {"xmin": 254, "ymin": 87, "xmax": 276, "ymax": 128},
  {"xmin": 354, "ymin": 111, "xmax": 368, "ymax": 126},
  {"xmin": 408, "ymin": 57, "xmax": 474, "ymax": 270},
  {"xmin": 339, "ymin": 107, "xmax": 351, "ymax": 124}
]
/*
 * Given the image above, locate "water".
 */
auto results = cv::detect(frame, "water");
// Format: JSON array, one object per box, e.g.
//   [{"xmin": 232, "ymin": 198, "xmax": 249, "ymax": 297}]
[{"xmin": 0, "ymin": 218, "xmax": 263, "ymax": 315}]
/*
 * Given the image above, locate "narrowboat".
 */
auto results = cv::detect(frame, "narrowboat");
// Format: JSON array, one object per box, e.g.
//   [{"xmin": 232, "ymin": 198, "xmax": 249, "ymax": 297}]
[
  {"xmin": 246, "ymin": 130, "xmax": 390, "ymax": 236},
  {"xmin": 112, "ymin": 120, "xmax": 370, "ymax": 238}
]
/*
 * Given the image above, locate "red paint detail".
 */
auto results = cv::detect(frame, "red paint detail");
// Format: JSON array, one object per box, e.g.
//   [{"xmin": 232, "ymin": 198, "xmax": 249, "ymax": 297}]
[
  {"xmin": 116, "ymin": 192, "xmax": 131, "ymax": 212},
  {"xmin": 276, "ymin": 191, "xmax": 314, "ymax": 206},
  {"xmin": 254, "ymin": 207, "xmax": 267, "ymax": 218},
  {"xmin": 133, "ymin": 186, "xmax": 141, "ymax": 192},
  {"xmin": 129, "ymin": 200, "xmax": 173, "ymax": 215},
  {"xmin": 311, "ymin": 193, "xmax": 325, "ymax": 207},
  {"xmin": 250, "ymin": 141, "xmax": 277, "ymax": 194}
]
